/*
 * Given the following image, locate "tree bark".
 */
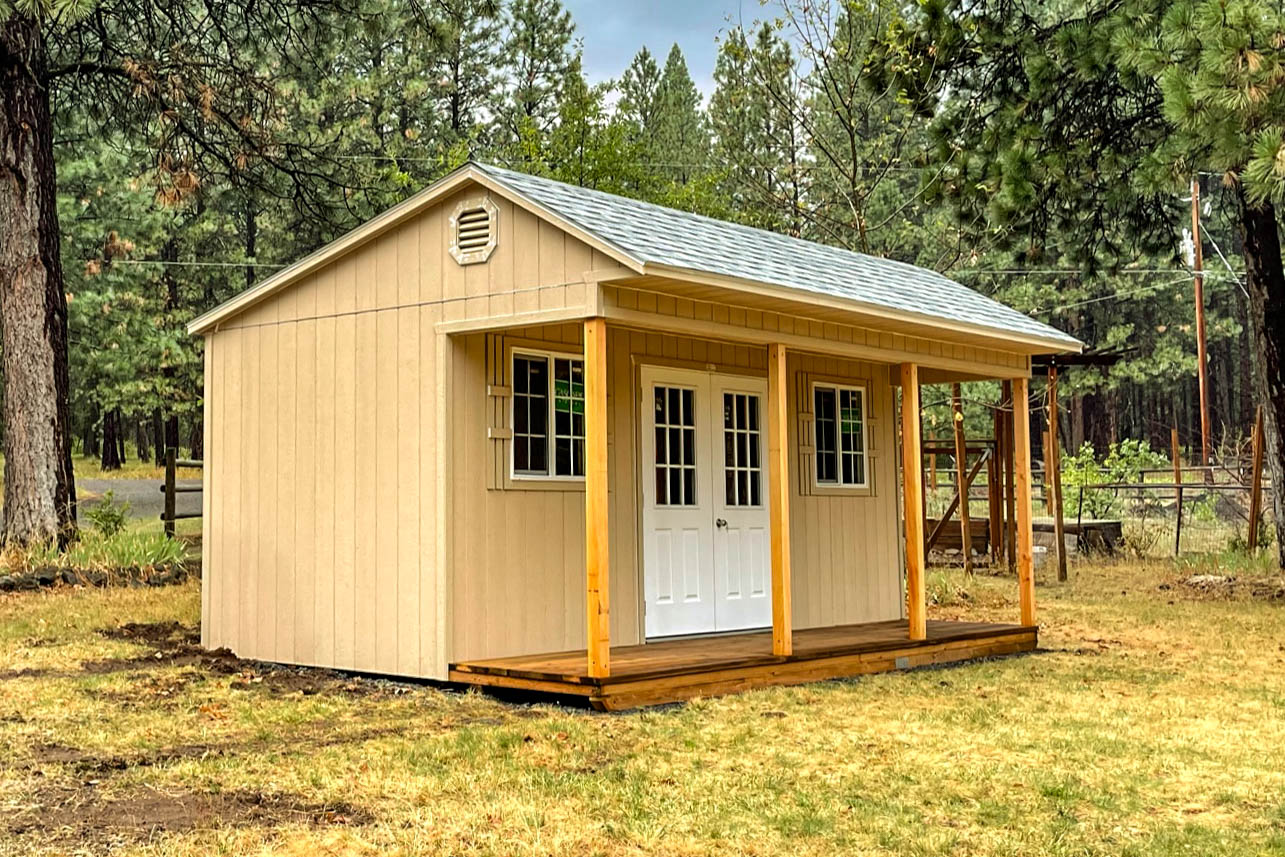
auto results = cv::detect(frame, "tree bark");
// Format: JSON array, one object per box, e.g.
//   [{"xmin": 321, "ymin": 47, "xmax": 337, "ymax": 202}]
[
  {"xmin": 152, "ymin": 407, "xmax": 165, "ymax": 465},
  {"xmin": 1239, "ymin": 195, "xmax": 1285, "ymax": 568},
  {"xmin": 134, "ymin": 418, "xmax": 148, "ymax": 462},
  {"xmin": 100, "ymin": 410, "xmax": 122, "ymax": 471},
  {"xmin": 0, "ymin": 15, "xmax": 75, "ymax": 545},
  {"xmin": 189, "ymin": 418, "xmax": 203, "ymax": 460}
]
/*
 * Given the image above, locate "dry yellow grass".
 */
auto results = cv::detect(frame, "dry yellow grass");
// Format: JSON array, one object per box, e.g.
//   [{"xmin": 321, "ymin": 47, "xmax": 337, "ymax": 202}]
[{"xmin": 1, "ymin": 559, "xmax": 1283, "ymax": 856}]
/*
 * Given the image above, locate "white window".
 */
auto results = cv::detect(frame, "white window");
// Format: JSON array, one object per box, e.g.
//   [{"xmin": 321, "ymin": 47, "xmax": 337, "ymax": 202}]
[
  {"xmin": 512, "ymin": 349, "xmax": 584, "ymax": 479},
  {"xmin": 813, "ymin": 382, "xmax": 868, "ymax": 488}
]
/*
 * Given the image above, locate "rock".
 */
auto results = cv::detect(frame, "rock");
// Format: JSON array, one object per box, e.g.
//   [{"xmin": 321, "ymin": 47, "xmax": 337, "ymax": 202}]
[
  {"xmin": 0, "ymin": 575, "xmax": 15, "ymax": 592},
  {"xmin": 33, "ymin": 568, "xmax": 57, "ymax": 587},
  {"xmin": 61, "ymin": 569, "xmax": 81, "ymax": 586},
  {"xmin": 87, "ymin": 571, "xmax": 108, "ymax": 587},
  {"xmin": 16, "ymin": 575, "xmax": 40, "ymax": 591}
]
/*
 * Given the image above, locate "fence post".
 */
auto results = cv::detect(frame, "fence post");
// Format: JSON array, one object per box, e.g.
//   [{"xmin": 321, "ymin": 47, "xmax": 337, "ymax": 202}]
[
  {"xmin": 164, "ymin": 447, "xmax": 176, "ymax": 539},
  {"xmin": 1174, "ymin": 484, "xmax": 1184, "ymax": 557}
]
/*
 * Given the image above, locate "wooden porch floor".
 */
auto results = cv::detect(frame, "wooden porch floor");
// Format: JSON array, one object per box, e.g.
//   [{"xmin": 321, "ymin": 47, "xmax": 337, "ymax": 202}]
[{"xmin": 450, "ymin": 619, "xmax": 1037, "ymax": 710}]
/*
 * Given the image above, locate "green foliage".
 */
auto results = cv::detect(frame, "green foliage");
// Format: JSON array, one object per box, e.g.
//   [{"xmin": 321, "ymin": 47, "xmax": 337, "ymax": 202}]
[
  {"xmin": 83, "ymin": 491, "xmax": 130, "ymax": 538},
  {"xmin": 1062, "ymin": 440, "xmax": 1171, "ymax": 518},
  {"xmin": 14, "ymin": 524, "xmax": 186, "ymax": 571}
]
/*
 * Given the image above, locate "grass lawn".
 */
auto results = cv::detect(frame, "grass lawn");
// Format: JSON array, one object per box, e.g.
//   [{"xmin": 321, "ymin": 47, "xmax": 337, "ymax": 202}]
[{"xmin": 1, "ymin": 559, "xmax": 1283, "ymax": 856}]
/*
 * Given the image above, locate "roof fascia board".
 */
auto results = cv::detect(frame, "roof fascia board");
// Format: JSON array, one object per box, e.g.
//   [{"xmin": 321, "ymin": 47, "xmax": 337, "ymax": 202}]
[
  {"xmin": 189, "ymin": 166, "xmax": 644, "ymax": 335},
  {"xmin": 640, "ymin": 262, "xmax": 1083, "ymax": 356}
]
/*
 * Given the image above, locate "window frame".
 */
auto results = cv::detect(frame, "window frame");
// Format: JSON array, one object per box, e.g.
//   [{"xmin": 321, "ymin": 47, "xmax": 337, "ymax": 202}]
[
  {"xmin": 509, "ymin": 346, "xmax": 587, "ymax": 483},
  {"xmin": 810, "ymin": 380, "xmax": 870, "ymax": 490}
]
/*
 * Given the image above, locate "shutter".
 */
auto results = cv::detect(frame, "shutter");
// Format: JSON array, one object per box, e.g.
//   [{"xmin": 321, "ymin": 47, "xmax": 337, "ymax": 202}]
[
  {"xmin": 486, "ymin": 334, "xmax": 511, "ymax": 490},
  {"xmin": 795, "ymin": 370, "xmax": 814, "ymax": 496}
]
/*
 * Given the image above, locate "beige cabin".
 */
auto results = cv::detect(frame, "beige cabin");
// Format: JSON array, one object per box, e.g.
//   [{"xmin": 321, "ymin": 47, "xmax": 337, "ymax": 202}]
[{"xmin": 190, "ymin": 163, "xmax": 1081, "ymax": 709}]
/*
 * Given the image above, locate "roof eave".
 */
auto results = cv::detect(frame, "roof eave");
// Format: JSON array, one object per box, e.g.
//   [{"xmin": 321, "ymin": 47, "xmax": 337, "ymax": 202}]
[{"xmin": 641, "ymin": 262, "xmax": 1084, "ymax": 356}]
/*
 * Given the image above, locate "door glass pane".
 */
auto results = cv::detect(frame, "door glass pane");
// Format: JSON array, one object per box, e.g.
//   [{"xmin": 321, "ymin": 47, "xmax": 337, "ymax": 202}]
[
  {"xmin": 723, "ymin": 391, "xmax": 762, "ymax": 507},
  {"xmin": 654, "ymin": 384, "xmax": 698, "ymax": 507}
]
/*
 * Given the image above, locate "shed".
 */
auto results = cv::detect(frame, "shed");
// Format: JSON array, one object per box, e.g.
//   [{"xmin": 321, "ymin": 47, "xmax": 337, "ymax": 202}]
[{"xmin": 189, "ymin": 163, "xmax": 1082, "ymax": 709}]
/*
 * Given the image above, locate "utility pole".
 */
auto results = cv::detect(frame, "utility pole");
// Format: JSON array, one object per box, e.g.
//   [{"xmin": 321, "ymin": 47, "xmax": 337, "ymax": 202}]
[{"xmin": 1191, "ymin": 177, "xmax": 1212, "ymax": 476}]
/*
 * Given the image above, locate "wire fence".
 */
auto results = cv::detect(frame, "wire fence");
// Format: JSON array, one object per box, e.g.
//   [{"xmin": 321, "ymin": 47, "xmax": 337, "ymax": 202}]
[
  {"xmin": 923, "ymin": 459, "xmax": 1271, "ymax": 563},
  {"xmin": 1062, "ymin": 475, "xmax": 1271, "ymax": 558}
]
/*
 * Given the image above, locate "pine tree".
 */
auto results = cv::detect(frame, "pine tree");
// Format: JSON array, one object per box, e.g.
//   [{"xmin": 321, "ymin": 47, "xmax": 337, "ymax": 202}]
[
  {"xmin": 431, "ymin": 0, "xmax": 504, "ymax": 154},
  {"xmin": 498, "ymin": 0, "xmax": 577, "ymax": 144},
  {"xmin": 653, "ymin": 44, "xmax": 709, "ymax": 186},
  {"xmin": 710, "ymin": 25, "xmax": 807, "ymax": 233},
  {"xmin": 618, "ymin": 46, "xmax": 664, "ymax": 157}
]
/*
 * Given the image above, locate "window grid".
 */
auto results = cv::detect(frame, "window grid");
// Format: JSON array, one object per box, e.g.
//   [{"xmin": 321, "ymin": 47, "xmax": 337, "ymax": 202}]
[
  {"xmin": 511, "ymin": 351, "xmax": 584, "ymax": 479},
  {"xmin": 723, "ymin": 392, "xmax": 762, "ymax": 507},
  {"xmin": 814, "ymin": 383, "xmax": 867, "ymax": 488},
  {"xmin": 513, "ymin": 355, "xmax": 549, "ymax": 475},
  {"xmin": 553, "ymin": 358, "xmax": 585, "ymax": 477},
  {"xmin": 839, "ymin": 388, "xmax": 866, "ymax": 487},
  {"xmin": 654, "ymin": 385, "xmax": 697, "ymax": 506}
]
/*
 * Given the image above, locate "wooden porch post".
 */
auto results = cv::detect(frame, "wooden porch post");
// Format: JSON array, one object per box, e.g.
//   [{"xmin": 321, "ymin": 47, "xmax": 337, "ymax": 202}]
[
  {"xmin": 584, "ymin": 318, "xmax": 610, "ymax": 677},
  {"xmin": 767, "ymin": 343, "xmax": 793, "ymax": 656},
  {"xmin": 1012, "ymin": 376, "xmax": 1036, "ymax": 627},
  {"xmin": 900, "ymin": 363, "xmax": 927, "ymax": 640}
]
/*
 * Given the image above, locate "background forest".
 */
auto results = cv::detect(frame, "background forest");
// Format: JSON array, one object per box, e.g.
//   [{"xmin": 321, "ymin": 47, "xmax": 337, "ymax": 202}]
[{"xmin": 55, "ymin": 0, "xmax": 1255, "ymax": 469}]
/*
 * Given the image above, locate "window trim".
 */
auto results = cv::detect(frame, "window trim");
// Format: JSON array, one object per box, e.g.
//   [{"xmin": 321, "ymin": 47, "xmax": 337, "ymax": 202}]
[
  {"xmin": 509, "ymin": 346, "xmax": 587, "ymax": 483},
  {"xmin": 810, "ymin": 380, "xmax": 870, "ymax": 490}
]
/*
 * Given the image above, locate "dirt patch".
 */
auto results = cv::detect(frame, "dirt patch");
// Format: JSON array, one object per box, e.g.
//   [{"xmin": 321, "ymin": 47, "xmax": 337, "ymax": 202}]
[
  {"xmin": 1173, "ymin": 574, "xmax": 1285, "ymax": 601},
  {"xmin": 5, "ymin": 784, "xmax": 371, "ymax": 847},
  {"xmin": 26, "ymin": 741, "xmax": 226, "ymax": 776},
  {"xmin": 227, "ymin": 664, "xmax": 386, "ymax": 697}
]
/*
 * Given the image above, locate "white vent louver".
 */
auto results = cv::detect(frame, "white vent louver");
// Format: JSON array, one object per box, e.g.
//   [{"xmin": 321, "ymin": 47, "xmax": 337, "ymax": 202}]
[{"xmin": 449, "ymin": 197, "xmax": 498, "ymax": 265}]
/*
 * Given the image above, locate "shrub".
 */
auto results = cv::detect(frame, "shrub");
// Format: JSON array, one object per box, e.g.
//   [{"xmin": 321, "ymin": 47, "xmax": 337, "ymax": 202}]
[{"xmin": 84, "ymin": 490, "xmax": 130, "ymax": 537}]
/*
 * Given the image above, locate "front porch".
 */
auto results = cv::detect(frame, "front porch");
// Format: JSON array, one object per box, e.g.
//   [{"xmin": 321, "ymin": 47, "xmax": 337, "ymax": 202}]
[{"xmin": 450, "ymin": 619, "xmax": 1037, "ymax": 710}]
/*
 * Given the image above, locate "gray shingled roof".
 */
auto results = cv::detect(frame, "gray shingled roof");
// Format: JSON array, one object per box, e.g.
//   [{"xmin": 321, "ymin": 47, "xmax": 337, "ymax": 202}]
[{"xmin": 476, "ymin": 163, "xmax": 1080, "ymax": 349}]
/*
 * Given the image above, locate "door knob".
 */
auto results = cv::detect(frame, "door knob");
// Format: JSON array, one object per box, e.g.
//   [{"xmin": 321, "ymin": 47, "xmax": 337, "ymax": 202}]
[{"xmin": 715, "ymin": 518, "xmax": 728, "ymax": 528}]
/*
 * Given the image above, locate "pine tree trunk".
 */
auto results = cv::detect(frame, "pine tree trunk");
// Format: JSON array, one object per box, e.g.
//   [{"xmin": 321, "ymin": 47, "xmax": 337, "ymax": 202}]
[
  {"xmin": 1239, "ymin": 196, "xmax": 1285, "ymax": 568},
  {"xmin": 152, "ymin": 407, "xmax": 165, "ymax": 465},
  {"xmin": 100, "ymin": 410, "xmax": 122, "ymax": 471},
  {"xmin": 134, "ymin": 419, "xmax": 148, "ymax": 462},
  {"xmin": 82, "ymin": 408, "xmax": 99, "ymax": 458},
  {"xmin": 189, "ymin": 419, "xmax": 203, "ymax": 460},
  {"xmin": 0, "ymin": 15, "xmax": 75, "ymax": 546}
]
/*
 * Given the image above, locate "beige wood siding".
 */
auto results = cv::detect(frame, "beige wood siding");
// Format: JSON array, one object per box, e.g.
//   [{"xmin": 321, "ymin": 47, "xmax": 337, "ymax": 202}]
[
  {"xmin": 448, "ymin": 323, "xmax": 901, "ymax": 663},
  {"xmin": 201, "ymin": 183, "xmax": 604, "ymax": 679}
]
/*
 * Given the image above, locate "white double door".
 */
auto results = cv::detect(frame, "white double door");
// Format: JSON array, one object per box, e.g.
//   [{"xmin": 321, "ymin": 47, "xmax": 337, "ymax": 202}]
[{"xmin": 641, "ymin": 366, "xmax": 772, "ymax": 638}]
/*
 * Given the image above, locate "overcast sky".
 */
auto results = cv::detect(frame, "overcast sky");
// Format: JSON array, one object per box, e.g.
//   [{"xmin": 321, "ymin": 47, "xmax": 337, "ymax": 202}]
[{"xmin": 562, "ymin": 0, "xmax": 760, "ymax": 99}]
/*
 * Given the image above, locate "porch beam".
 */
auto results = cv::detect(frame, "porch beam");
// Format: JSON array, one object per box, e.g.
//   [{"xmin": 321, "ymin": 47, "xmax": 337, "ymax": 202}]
[
  {"xmin": 584, "ymin": 317, "xmax": 611, "ymax": 677},
  {"xmin": 900, "ymin": 363, "xmax": 927, "ymax": 640},
  {"xmin": 767, "ymin": 343, "xmax": 793, "ymax": 656},
  {"xmin": 1012, "ymin": 376, "xmax": 1037, "ymax": 626}
]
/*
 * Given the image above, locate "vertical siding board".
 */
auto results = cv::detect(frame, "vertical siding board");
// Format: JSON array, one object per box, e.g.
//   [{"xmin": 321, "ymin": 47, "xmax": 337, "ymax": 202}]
[
  {"xmin": 200, "ymin": 338, "xmax": 214, "ymax": 647},
  {"xmin": 333, "ymin": 256, "xmax": 358, "ymax": 669},
  {"xmin": 419, "ymin": 312, "xmax": 440, "ymax": 676},
  {"xmin": 374, "ymin": 250, "xmax": 400, "ymax": 672},
  {"xmin": 223, "ymin": 330, "xmax": 245, "ymax": 654},
  {"xmin": 294, "ymin": 316, "xmax": 318, "ymax": 664},
  {"xmin": 256, "ymin": 325, "xmax": 279, "ymax": 660},
  {"xmin": 354, "ymin": 302, "xmax": 379, "ymax": 671},
  {"xmin": 314, "ymin": 283, "xmax": 337, "ymax": 667},
  {"xmin": 276, "ymin": 318, "xmax": 298, "ymax": 661}
]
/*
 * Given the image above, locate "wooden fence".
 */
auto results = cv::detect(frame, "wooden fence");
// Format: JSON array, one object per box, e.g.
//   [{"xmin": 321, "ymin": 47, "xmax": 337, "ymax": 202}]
[{"xmin": 160, "ymin": 448, "xmax": 203, "ymax": 538}]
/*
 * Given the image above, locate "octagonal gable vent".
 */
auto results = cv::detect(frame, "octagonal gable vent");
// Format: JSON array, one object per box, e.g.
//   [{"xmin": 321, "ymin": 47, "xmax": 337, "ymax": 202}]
[{"xmin": 449, "ymin": 197, "xmax": 498, "ymax": 265}]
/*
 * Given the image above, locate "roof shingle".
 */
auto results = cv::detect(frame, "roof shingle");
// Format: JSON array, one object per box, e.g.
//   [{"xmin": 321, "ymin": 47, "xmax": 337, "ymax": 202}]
[{"xmin": 476, "ymin": 162, "xmax": 1081, "ymax": 350}]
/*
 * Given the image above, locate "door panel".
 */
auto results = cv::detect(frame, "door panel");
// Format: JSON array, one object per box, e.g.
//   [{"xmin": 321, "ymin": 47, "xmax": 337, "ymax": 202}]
[
  {"xmin": 641, "ymin": 368, "xmax": 714, "ymax": 638},
  {"xmin": 712, "ymin": 382, "xmax": 772, "ymax": 632}
]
